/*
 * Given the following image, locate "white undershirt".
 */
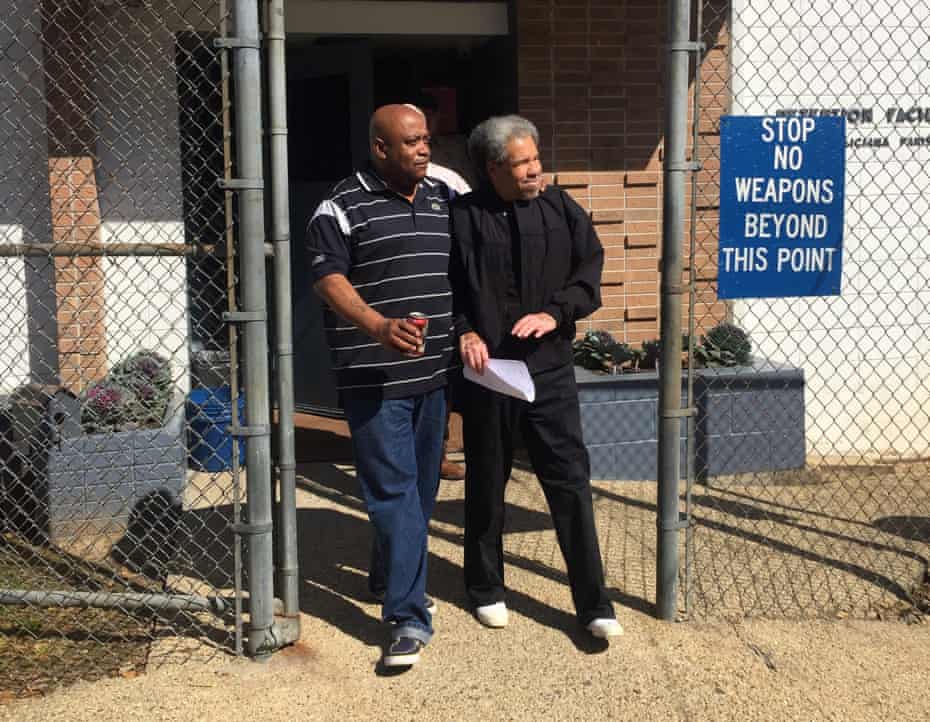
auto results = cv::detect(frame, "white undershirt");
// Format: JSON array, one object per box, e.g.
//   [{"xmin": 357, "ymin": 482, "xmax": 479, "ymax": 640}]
[{"xmin": 427, "ymin": 162, "xmax": 472, "ymax": 196}]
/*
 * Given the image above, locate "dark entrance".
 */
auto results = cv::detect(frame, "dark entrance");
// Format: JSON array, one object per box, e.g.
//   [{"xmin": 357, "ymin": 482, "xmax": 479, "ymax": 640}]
[{"xmin": 286, "ymin": 34, "xmax": 516, "ymax": 416}]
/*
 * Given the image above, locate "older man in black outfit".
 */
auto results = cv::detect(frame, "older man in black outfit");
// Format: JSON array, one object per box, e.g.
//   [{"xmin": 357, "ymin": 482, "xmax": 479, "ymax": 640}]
[{"xmin": 449, "ymin": 114, "xmax": 622, "ymax": 640}]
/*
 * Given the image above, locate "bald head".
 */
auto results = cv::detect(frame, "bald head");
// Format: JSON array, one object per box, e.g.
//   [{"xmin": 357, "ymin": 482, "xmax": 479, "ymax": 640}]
[
  {"xmin": 369, "ymin": 104, "xmax": 431, "ymax": 195},
  {"xmin": 369, "ymin": 104, "xmax": 424, "ymax": 143}
]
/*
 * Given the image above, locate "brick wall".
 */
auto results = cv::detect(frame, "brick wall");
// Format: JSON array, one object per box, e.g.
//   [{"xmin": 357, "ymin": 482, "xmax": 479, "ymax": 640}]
[
  {"xmin": 48, "ymin": 157, "xmax": 107, "ymax": 392},
  {"xmin": 42, "ymin": 1, "xmax": 107, "ymax": 392},
  {"xmin": 516, "ymin": 0, "xmax": 728, "ymax": 343}
]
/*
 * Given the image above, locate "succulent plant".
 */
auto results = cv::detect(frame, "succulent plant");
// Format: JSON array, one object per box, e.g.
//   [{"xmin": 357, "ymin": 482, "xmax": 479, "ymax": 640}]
[
  {"xmin": 572, "ymin": 331, "xmax": 641, "ymax": 373},
  {"xmin": 694, "ymin": 322, "xmax": 752, "ymax": 367},
  {"xmin": 81, "ymin": 350, "xmax": 175, "ymax": 432},
  {"xmin": 81, "ymin": 381, "xmax": 131, "ymax": 431},
  {"xmin": 112, "ymin": 351, "xmax": 171, "ymax": 393},
  {"xmin": 573, "ymin": 330, "xmax": 617, "ymax": 372},
  {"xmin": 573, "ymin": 328, "xmax": 739, "ymax": 374},
  {"xmin": 607, "ymin": 341, "xmax": 637, "ymax": 368},
  {"xmin": 639, "ymin": 339, "xmax": 661, "ymax": 370}
]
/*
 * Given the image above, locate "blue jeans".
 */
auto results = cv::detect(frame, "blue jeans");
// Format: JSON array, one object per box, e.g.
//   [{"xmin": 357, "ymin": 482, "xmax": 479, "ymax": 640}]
[{"xmin": 342, "ymin": 386, "xmax": 446, "ymax": 644}]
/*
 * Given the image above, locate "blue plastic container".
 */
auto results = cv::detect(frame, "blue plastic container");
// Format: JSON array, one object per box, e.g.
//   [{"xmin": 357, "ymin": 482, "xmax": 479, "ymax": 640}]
[{"xmin": 186, "ymin": 386, "xmax": 246, "ymax": 471}]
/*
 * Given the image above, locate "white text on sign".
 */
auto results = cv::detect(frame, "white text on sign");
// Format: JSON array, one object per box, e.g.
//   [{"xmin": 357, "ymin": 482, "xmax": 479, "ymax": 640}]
[{"xmin": 723, "ymin": 117, "xmax": 837, "ymax": 272}]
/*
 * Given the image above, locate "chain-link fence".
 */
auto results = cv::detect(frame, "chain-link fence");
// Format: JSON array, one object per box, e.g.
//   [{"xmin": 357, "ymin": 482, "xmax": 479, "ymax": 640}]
[
  {"xmin": 0, "ymin": 0, "xmax": 299, "ymax": 697},
  {"xmin": 3, "ymin": 0, "xmax": 929, "ymax": 701},
  {"xmin": 681, "ymin": 0, "xmax": 930, "ymax": 619}
]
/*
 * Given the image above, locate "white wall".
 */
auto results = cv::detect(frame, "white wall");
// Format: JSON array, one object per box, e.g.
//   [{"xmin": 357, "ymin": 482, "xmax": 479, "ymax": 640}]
[
  {"xmin": 730, "ymin": 1, "xmax": 930, "ymax": 458},
  {"xmin": 0, "ymin": 225, "xmax": 31, "ymax": 393}
]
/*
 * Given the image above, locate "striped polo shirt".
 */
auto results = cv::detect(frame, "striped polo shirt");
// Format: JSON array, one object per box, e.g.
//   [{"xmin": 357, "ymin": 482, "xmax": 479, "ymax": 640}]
[{"xmin": 306, "ymin": 168, "xmax": 455, "ymax": 399}]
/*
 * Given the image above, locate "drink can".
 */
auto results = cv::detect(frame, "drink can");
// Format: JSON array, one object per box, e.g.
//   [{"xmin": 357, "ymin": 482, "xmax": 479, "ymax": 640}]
[{"xmin": 406, "ymin": 312, "xmax": 429, "ymax": 354}]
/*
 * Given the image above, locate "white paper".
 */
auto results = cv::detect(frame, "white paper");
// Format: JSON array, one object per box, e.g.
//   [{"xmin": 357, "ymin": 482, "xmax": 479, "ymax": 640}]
[{"xmin": 463, "ymin": 358, "xmax": 536, "ymax": 402}]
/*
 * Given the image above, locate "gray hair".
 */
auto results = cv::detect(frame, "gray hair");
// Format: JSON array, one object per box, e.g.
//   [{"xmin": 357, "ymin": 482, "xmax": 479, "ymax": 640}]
[{"xmin": 468, "ymin": 115, "xmax": 540, "ymax": 185}]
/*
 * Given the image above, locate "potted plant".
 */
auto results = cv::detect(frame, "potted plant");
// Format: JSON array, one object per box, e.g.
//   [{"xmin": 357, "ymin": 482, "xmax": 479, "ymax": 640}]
[
  {"xmin": 694, "ymin": 322, "xmax": 752, "ymax": 367},
  {"xmin": 81, "ymin": 351, "xmax": 174, "ymax": 432},
  {"xmin": 43, "ymin": 350, "xmax": 187, "ymax": 542},
  {"xmin": 573, "ymin": 322, "xmax": 805, "ymax": 481},
  {"xmin": 573, "ymin": 330, "xmax": 639, "ymax": 375}
]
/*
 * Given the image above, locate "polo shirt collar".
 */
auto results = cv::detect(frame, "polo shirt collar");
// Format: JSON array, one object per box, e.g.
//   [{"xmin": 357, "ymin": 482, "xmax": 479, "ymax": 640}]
[{"xmin": 357, "ymin": 166, "xmax": 436, "ymax": 196}]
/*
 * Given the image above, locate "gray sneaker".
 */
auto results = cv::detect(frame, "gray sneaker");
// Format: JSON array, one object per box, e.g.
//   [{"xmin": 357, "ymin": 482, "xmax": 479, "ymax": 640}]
[{"xmin": 383, "ymin": 637, "xmax": 423, "ymax": 667}]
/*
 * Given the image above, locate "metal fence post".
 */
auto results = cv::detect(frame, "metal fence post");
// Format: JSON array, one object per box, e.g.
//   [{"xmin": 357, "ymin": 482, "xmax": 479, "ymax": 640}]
[
  {"xmin": 656, "ymin": 0, "xmax": 694, "ymax": 621},
  {"xmin": 266, "ymin": 0, "xmax": 300, "ymax": 628},
  {"xmin": 229, "ymin": 0, "xmax": 276, "ymax": 658}
]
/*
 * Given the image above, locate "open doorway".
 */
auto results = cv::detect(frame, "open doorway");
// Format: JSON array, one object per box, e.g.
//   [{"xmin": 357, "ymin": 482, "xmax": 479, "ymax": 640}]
[{"xmin": 287, "ymin": 33, "xmax": 517, "ymax": 417}]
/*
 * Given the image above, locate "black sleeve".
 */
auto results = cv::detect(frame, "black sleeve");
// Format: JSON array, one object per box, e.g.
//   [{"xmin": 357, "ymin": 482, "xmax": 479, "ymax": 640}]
[
  {"xmin": 542, "ymin": 189, "xmax": 604, "ymax": 326},
  {"xmin": 305, "ymin": 199, "xmax": 352, "ymax": 283},
  {"xmin": 449, "ymin": 203, "xmax": 475, "ymax": 338}
]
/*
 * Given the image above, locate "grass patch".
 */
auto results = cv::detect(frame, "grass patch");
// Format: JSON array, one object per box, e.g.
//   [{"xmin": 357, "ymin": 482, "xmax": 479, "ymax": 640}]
[{"xmin": 0, "ymin": 534, "xmax": 152, "ymax": 701}]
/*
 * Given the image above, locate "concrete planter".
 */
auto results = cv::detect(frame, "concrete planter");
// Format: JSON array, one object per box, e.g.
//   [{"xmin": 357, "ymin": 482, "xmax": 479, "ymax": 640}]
[
  {"xmin": 44, "ymin": 396, "xmax": 186, "ymax": 541},
  {"xmin": 576, "ymin": 363, "xmax": 806, "ymax": 481}
]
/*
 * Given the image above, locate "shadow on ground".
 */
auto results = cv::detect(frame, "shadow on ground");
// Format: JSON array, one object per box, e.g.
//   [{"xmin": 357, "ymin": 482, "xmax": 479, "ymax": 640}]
[{"xmin": 289, "ymin": 463, "xmax": 638, "ymax": 654}]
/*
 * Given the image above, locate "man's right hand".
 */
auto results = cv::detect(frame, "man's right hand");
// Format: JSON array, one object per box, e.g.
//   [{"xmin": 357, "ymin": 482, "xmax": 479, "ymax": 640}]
[
  {"xmin": 376, "ymin": 318, "xmax": 423, "ymax": 356},
  {"xmin": 313, "ymin": 274, "xmax": 424, "ymax": 355},
  {"xmin": 460, "ymin": 331, "xmax": 489, "ymax": 373}
]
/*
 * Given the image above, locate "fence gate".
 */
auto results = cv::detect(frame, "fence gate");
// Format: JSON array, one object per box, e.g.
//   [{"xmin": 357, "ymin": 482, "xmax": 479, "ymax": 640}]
[
  {"xmin": 0, "ymin": 0, "xmax": 298, "ymax": 697},
  {"xmin": 679, "ymin": 0, "xmax": 930, "ymax": 619}
]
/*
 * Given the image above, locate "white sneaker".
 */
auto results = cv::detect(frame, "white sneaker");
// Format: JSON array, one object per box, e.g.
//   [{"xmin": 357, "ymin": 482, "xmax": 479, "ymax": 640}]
[
  {"xmin": 475, "ymin": 602, "xmax": 509, "ymax": 628},
  {"xmin": 587, "ymin": 618, "xmax": 623, "ymax": 639}
]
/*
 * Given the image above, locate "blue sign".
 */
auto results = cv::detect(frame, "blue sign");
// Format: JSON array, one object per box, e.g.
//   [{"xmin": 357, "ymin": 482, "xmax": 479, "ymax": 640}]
[{"xmin": 717, "ymin": 115, "xmax": 845, "ymax": 299}]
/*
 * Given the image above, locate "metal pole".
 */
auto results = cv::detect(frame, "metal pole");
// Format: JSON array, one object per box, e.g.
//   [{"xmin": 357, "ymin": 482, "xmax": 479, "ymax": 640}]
[
  {"xmin": 219, "ymin": 0, "xmax": 244, "ymax": 658},
  {"xmin": 683, "ymin": 0, "xmax": 705, "ymax": 621},
  {"xmin": 266, "ymin": 0, "xmax": 301, "ymax": 627},
  {"xmin": 230, "ymin": 0, "xmax": 276, "ymax": 659},
  {"xmin": 656, "ymin": 0, "xmax": 694, "ymax": 621}
]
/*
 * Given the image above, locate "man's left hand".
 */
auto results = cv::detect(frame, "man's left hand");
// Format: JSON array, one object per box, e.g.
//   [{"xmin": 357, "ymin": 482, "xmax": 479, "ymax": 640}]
[{"xmin": 511, "ymin": 312, "xmax": 557, "ymax": 339}]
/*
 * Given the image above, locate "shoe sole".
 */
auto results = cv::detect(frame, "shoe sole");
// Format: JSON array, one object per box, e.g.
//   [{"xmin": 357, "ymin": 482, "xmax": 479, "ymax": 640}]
[
  {"xmin": 478, "ymin": 617, "xmax": 510, "ymax": 629},
  {"xmin": 475, "ymin": 610, "xmax": 508, "ymax": 628},
  {"xmin": 383, "ymin": 650, "xmax": 420, "ymax": 667}
]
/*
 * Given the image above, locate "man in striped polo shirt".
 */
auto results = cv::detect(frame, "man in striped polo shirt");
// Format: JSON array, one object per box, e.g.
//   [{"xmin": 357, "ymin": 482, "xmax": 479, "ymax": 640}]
[{"xmin": 306, "ymin": 104, "xmax": 454, "ymax": 668}]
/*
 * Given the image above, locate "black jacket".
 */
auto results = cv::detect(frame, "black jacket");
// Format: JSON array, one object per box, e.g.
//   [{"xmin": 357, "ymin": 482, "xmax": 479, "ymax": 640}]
[{"xmin": 450, "ymin": 185, "xmax": 604, "ymax": 372}]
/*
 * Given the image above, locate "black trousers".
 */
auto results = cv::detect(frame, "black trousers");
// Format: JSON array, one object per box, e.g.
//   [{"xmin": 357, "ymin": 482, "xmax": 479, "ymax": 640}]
[{"xmin": 462, "ymin": 362, "xmax": 615, "ymax": 625}]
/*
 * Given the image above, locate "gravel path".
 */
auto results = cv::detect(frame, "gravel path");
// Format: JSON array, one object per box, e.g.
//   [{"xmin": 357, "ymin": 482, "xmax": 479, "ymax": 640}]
[
  {"xmin": 2, "ymin": 460, "xmax": 927, "ymax": 721},
  {"xmin": 3, "ymin": 616, "xmax": 926, "ymax": 721}
]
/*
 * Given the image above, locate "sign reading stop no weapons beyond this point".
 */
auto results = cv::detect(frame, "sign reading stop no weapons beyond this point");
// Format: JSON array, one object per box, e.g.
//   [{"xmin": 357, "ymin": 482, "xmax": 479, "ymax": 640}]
[{"xmin": 717, "ymin": 115, "xmax": 846, "ymax": 299}]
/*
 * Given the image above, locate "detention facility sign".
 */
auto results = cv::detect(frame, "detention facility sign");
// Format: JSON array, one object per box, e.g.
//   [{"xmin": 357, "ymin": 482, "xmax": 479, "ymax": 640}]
[{"xmin": 717, "ymin": 115, "xmax": 846, "ymax": 299}]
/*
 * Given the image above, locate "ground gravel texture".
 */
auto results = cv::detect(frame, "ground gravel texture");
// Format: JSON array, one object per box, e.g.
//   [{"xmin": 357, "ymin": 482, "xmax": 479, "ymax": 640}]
[
  {"xmin": 2, "ymin": 616, "xmax": 926, "ymax": 721},
  {"xmin": 1, "ymin": 460, "xmax": 927, "ymax": 721}
]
